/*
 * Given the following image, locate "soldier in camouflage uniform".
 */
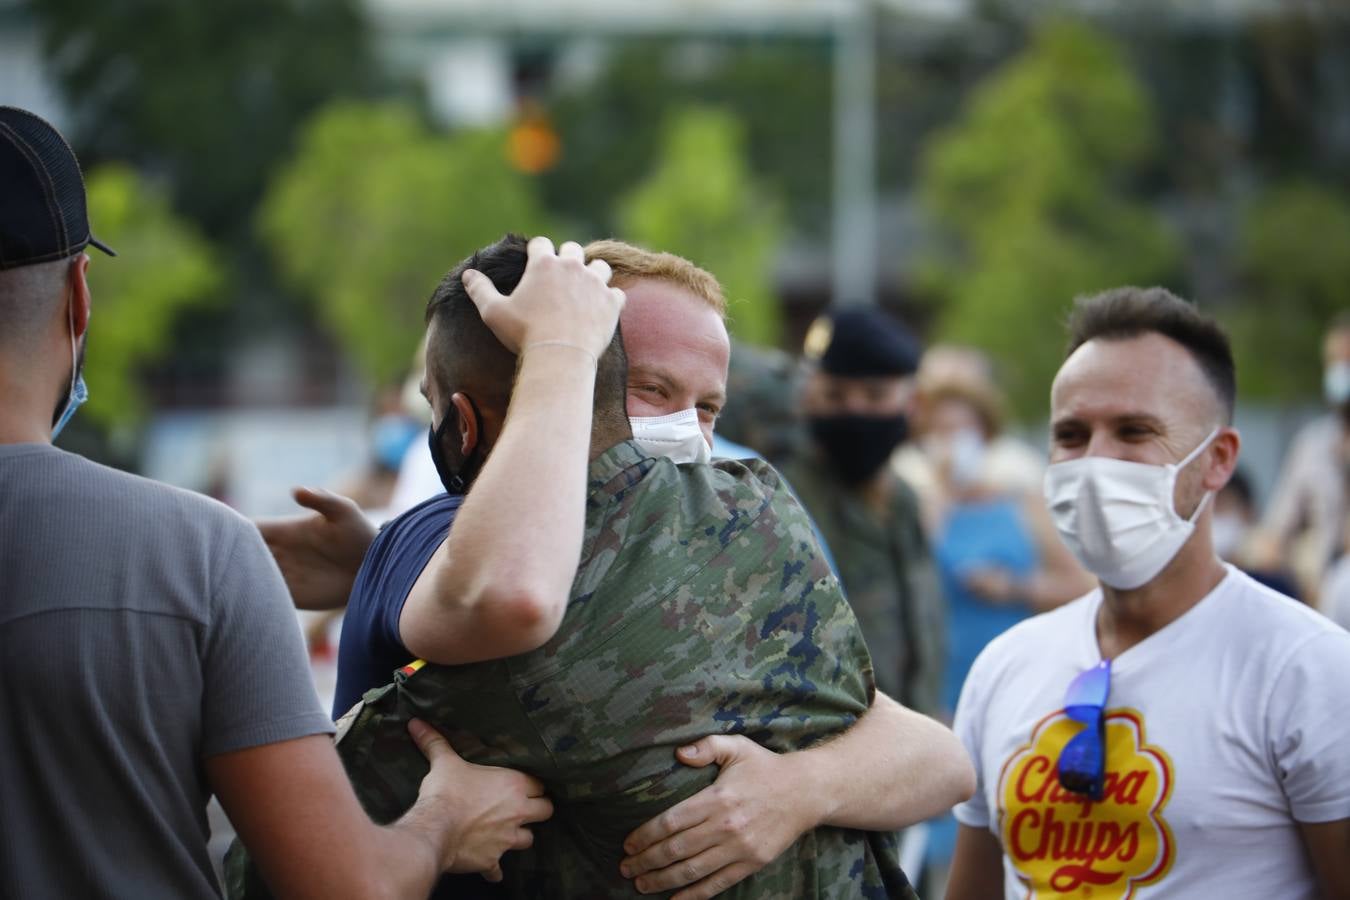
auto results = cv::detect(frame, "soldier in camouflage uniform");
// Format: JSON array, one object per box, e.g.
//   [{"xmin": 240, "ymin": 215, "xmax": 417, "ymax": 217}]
[
  {"xmin": 228, "ymin": 238, "xmax": 920, "ymax": 899},
  {"xmin": 715, "ymin": 339, "xmax": 803, "ymax": 466},
  {"xmin": 781, "ymin": 309, "xmax": 946, "ymax": 717},
  {"xmin": 337, "ymin": 448, "xmax": 910, "ymax": 899}
]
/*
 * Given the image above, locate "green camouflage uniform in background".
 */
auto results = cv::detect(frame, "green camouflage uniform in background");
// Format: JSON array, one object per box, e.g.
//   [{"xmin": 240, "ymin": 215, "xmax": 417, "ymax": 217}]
[
  {"xmin": 780, "ymin": 455, "xmax": 945, "ymax": 718},
  {"xmin": 715, "ymin": 340, "xmax": 803, "ymax": 467},
  {"xmin": 228, "ymin": 440, "xmax": 916, "ymax": 900}
]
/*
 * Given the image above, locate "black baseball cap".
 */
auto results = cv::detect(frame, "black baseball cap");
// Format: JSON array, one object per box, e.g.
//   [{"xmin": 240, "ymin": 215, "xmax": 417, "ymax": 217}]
[
  {"xmin": 0, "ymin": 105, "xmax": 116, "ymax": 271},
  {"xmin": 802, "ymin": 307, "xmax": 922, "ymax": 378}
]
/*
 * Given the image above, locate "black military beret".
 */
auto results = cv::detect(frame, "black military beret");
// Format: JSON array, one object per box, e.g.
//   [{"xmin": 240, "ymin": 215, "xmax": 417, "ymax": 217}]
[{"xmin": 802, "ymin": 307, "xmax": 922, "ymax": 378}]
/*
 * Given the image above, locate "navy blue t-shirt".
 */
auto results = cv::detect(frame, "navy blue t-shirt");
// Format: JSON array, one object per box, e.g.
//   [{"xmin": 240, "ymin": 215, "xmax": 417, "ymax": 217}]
[
  {"xmin": 332, "ymin": 491, "xmax": 462, "ymax": 718},
  {"xmin": 333, "ymin": 491, "xmax": 502, "ymax": 900}
]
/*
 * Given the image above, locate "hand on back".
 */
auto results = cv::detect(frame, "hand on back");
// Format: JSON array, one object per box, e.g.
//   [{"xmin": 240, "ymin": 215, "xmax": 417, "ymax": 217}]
[
  {"xmin": 408, "ymin": 718, "xmax": 555, "ymax": 882},
  {"xmin": 620, "ymin": 735, "xmax": 815, "ymax": 899}
]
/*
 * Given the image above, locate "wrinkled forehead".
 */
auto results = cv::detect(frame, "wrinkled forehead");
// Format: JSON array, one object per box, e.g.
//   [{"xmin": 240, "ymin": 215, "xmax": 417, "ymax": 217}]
[{"xmin": 1051, "ymin": 333, "xmax": 1219, "ymax": 424}]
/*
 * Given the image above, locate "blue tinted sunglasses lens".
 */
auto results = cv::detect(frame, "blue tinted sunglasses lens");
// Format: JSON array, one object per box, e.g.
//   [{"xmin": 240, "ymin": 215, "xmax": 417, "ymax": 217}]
[
  {"xmin": 1057, "ymin": 721, "xmax": 1106, "ymax": 799},
  {"xmin": 1056, "ymin": 659, "xmax": 1110, "ymax": 798}
]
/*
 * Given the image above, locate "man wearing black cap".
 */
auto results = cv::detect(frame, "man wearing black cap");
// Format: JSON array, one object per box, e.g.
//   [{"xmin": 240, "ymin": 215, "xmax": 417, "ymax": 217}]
[
  {"xmin": 0, "ymin": 106, "xmax": 549, "ymax": 898},
  {"xmin": 782, "ymin": 308, "xmax": 944, "ymax": 718}
]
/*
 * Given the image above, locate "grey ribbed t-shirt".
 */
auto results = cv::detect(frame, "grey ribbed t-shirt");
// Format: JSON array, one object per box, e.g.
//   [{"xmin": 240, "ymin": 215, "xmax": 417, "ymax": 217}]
[{"xmin": 0, "ymin": 443, "xmax": 335, "ymax": 899}]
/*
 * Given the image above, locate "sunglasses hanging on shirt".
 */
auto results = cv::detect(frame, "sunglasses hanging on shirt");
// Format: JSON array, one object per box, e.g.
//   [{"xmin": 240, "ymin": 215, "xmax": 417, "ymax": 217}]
[{"xmin": 1056, "ymin": 659, "xmax": 1112, "ymax": 800}]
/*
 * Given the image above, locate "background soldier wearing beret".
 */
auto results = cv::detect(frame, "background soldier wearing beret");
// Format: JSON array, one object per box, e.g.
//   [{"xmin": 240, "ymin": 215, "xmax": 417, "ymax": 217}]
[{"xmin": 782, "ymin": 308, "xmax": 946, "ymax": 719}]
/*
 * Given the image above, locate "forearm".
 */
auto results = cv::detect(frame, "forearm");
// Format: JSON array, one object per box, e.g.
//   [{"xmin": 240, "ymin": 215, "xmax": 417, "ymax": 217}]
[
  {"xmin": 804, "ymin": 692, "xmax": 975, "ymax": 832},
  {"xmin": 366, "ymin": 798, "xmax": 457, "ymax": 900},
  {"xmin": 402, "ymin": 345, "xmax": 596, "ymax": 662}
]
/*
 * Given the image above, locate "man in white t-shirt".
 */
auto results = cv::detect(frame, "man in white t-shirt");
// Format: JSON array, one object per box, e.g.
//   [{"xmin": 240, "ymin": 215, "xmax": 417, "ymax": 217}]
[{"xmin": 945, "ymin": 287, "xmax": 1350, "ymax": 900}]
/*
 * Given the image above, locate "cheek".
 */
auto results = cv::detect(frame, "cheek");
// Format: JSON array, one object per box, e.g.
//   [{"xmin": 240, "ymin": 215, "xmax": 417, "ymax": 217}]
[{"xmin": 701, "ymin": 423, "xmax": 715, "ymax": 448}]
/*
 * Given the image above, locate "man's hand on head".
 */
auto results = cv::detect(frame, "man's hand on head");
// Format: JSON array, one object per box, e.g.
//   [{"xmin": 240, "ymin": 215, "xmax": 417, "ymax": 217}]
[
  {"xmin": 619, "ymin": 735, "xmax": 817, "ymax": 899},
  {"xmin": 462, "ymin": 236, "xmax": 625, "ymax": 361},
  {"xmin": 254, "ymin": 486, "xmax": 376, "ymax": 611}
]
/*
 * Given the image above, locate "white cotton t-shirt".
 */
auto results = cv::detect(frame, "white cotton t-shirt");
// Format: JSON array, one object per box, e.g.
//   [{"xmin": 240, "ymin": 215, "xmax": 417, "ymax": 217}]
[{"xmin": 953, "ymin": 565, "xmax": 1350, "ymax": 900}]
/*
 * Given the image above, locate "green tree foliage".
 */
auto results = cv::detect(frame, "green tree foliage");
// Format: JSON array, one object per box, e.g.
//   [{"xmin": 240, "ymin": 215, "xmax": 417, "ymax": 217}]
[
  {"xmin": 27, "ymin": 0, "xmax": 374, "ymax": 237},
  {"xmin": 259, "ymin": 101, "xmax": 552, "ymax": 383},
  {"xmin": 542, "ymin": 40, "xmax": 831, "ymax": 240},
  {"xmin": 618, "ymin": 106, "xmax": 786, "ymax": 346},
  {"xmin": 1227, "ymin": 182, "xmax": 1350, "ymax": 401},
  {"xmin": 917, "ymin": 19, "xmax": 1180, "ymax": 418},
  {"xmin": 82, "ymin": 164, "xmax": 223, "ymax": 425}
]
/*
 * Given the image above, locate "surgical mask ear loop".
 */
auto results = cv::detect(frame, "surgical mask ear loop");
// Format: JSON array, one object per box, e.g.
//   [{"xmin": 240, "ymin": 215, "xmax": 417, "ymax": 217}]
[
  {"xmin": 52, "ymin": 284, "xmax": 83, "ymax": 437},
  {"xmin": 1173, "ymin": 427, "xmax": 1221, "ymax": 525}
]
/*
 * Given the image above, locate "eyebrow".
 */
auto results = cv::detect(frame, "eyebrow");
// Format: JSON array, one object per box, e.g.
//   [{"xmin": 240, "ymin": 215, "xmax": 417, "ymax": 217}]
[{"xmin": 1051, "ymin": 412, "xmax": 1167, "ymax": 432}]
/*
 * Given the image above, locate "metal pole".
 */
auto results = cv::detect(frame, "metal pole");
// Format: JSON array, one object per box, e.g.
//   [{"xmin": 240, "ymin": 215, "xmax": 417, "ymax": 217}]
[{"xmin": 831, "ymin": 0, "xmax": 877, "ymax": 306}]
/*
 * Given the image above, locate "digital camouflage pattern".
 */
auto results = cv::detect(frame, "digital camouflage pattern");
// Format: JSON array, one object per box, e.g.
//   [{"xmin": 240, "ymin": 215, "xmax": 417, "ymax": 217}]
[
  {"xmin": 227, "ymin": 439, "xmax": 916, "ymax": 900},
  {"xmin": 781, "ymin": 455, "xmax": 946, "ymax": 718}
]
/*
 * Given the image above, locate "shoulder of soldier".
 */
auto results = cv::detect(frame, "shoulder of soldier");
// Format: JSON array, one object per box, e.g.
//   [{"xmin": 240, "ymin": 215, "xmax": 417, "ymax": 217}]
[{"xmin": 629, "ymin": 455, "xmax": 806, "ymax": 536}]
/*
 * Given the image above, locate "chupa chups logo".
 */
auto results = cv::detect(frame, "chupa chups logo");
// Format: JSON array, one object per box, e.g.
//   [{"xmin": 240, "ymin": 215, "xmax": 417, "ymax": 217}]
[{"xmin": 997, "ymin": 708, "xmax": 1175, "ymax": 899}]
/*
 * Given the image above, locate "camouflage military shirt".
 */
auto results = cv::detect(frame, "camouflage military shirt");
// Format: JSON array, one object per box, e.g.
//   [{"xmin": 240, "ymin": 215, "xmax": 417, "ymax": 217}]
[
  {"xmin": 781, "ymin": 455, "xmax": 945, "ymax": 718},
  {"xmin": 228, "ymin": 439, "xmax": 916, "ymax": 900}
]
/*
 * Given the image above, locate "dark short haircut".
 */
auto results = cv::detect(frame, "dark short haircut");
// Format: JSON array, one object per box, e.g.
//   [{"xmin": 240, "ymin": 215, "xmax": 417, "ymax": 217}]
[
  {"xmin": 1066, "ymin": 286, "xmax": 1236, "ymax": 423},
  {"xmin": 424, "ymin": 233, "xmax": 628, "ymax": 430}
]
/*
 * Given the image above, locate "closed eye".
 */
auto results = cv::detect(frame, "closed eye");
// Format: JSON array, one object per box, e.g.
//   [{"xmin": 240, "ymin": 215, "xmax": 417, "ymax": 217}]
[{"xmin": 1052, "ymin": 426, "xmax": 1087, "ymax": 447}]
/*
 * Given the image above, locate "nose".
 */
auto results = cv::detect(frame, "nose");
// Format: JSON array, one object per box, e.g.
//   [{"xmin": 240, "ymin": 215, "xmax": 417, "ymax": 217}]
[
  {"xmin": 1081, "ymin": 430, "xmax": 1106, "ymax": 458},
  {"xmin": 1081, "ymin": 429, "xmax": 1124, "ymax": 460}
]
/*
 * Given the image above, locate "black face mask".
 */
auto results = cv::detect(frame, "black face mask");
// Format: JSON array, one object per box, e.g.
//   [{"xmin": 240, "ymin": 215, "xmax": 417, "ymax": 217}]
[
  {"xmin": 808, "ymin": 413, "xmax": 910, "ymax": 486},
  {"xmin": 428, "ymin": 395, "xmax": 485, "ymax": 495}
]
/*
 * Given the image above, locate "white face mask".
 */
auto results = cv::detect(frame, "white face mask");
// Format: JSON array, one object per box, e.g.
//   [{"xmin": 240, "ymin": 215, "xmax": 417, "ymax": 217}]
[
  {"xmin": 630, "ymin": 408, "xmax": 712, "ymax": 465},
  {"xmin": 948, "ymin": 427, "xmax": 987, "ymax": 488},
  {"xmin": 1325, "ymin": 362, "xmax": 1350, "ymax": 406},
  {"xmin": 1043, "ymin": 428, "xmax": 1220, "ymax": 590}
]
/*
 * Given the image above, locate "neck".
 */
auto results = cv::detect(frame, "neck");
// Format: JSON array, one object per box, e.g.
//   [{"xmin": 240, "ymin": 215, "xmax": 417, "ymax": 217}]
[
  {"xmin": 588, "ymin": 421, "xmax": 633, "ymax": 462},
  {"xmin": 1095, "ymin": 535, "xmax": 1227, "ymax": 659},
  {"xmin": 0, "ymin": 360, "xmax": 58, "ymax": 445}
]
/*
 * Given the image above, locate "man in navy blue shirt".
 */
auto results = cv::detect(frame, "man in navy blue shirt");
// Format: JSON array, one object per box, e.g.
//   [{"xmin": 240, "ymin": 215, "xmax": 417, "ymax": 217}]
[{"xmin": 333, "ymin": 492, "xmax": 460, "ymax": 717}]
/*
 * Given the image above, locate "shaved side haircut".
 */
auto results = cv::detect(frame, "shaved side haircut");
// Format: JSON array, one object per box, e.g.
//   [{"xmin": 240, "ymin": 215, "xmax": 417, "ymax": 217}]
[
  {"xmin": 0, "ymin": 256, "xmax": 72, "ymax": 350},
  {"xmin": 424, "ymin": 234, "xmax": 630, "ymax": 435}
]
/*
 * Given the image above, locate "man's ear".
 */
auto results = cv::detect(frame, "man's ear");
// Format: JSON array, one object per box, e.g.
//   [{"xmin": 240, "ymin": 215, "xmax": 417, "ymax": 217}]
[
  {"xmin": 1202, "ymin": 427, "xmax": 1242, "ymax": 493},
  {"xmin": 449, "ymin": 392, "xmax": 479, "ymax": 457},
  {"xmin": 69, "ymin": 254, "xmax": 91, "ymax": 338}
]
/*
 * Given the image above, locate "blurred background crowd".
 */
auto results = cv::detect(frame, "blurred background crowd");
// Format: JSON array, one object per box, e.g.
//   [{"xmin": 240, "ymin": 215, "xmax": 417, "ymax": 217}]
[{"xmin": 6, "ymin": 0, "xmax": 1350, "ymax": 888}]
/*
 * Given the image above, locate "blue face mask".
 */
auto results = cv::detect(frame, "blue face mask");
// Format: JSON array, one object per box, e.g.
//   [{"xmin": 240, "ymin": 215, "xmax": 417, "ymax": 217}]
[
  {"xmin": 372, "ymin": 415, "xmax": 419, "ymax": 471},
  {"xmin": 52, "ymin": 288, "xmax": 86, "ymax": 441},
  {"xmin": 51, "ymin": 374, "xmax": 87, "ymax": 440}
]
